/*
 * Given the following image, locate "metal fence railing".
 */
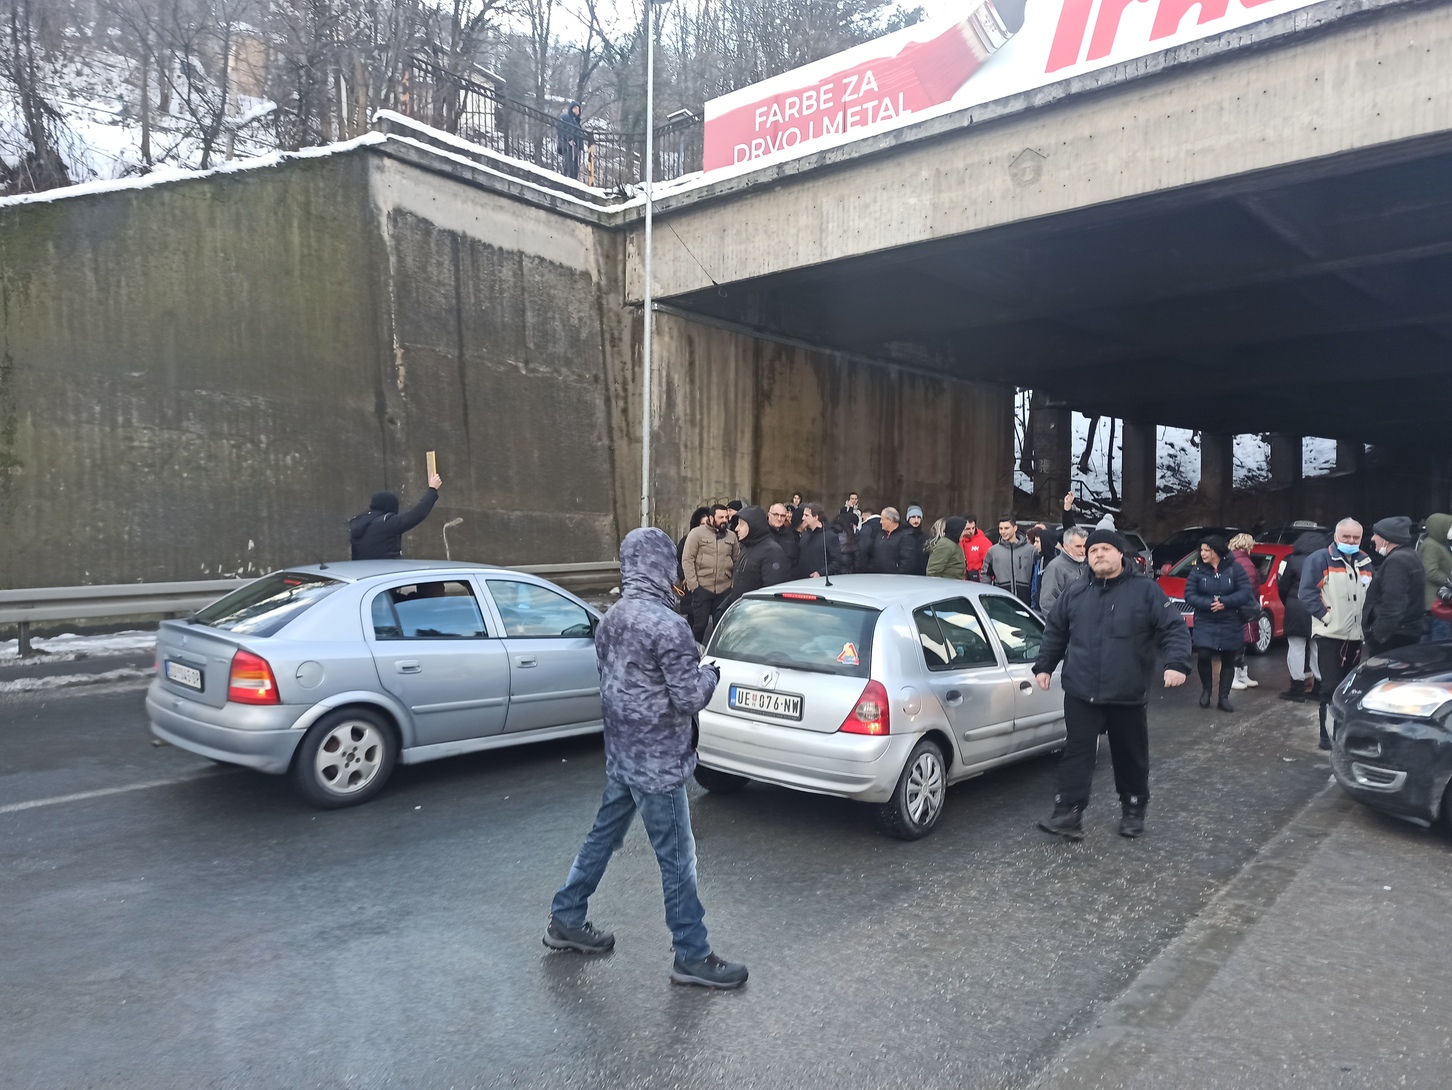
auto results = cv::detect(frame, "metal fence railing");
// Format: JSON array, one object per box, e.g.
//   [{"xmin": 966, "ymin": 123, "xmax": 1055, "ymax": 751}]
[
  {"xmin": 0, "ymin": 563, "xmax": 622, "ymax": 656},
  {"xmin": 400, "ymin": 58, "xmax": 703, "ymax": 190}
]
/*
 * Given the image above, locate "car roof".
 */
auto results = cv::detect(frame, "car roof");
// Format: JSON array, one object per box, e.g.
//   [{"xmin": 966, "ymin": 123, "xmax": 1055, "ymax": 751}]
[
  {"xmin": 741, "ymin": 574, "xmax": 1025, "ymax": 610},
  {"xmin": 276, "ymin": 560, "xmax": 539, "ymax": 584}
]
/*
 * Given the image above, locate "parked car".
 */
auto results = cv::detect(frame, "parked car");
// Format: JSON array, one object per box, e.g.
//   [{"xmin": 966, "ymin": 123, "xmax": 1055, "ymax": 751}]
[
  {"xmin": 693, "ymin": 576, "xmax": 1066, "ymax": 840},
  {"xmin": 1122, "ymin": 531, "xmax": 1153, "ymax": 575},
  {"xmin": 1330, "ymin": 642, "xmax": 1452, "ymax": 832},
  {"xmin": 147, "ymin": 562, "xmax": 604, "ymax": 808},
  {"xmin": 1151, "ymin": 526, "xmax": 1241, "ymax": 571},
  {"xmin": 1256, "ymin": 521, "xmax": 1331, "ymax": 545},
  {"xmin": 1156, "ymin": 544, "xmax": 1292, "ymax": 654}
]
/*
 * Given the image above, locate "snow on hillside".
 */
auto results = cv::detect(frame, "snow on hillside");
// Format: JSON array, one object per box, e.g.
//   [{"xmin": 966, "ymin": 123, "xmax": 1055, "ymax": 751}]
[{"xmin": 1, "ymin": 47, "xmax": 275, "ymax": 185}]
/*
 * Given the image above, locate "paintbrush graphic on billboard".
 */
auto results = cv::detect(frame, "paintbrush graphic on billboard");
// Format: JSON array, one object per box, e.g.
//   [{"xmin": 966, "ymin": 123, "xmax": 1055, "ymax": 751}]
[{"xmin": 703, "ymin": 0, "xmax": 1324, "ymax": 174}]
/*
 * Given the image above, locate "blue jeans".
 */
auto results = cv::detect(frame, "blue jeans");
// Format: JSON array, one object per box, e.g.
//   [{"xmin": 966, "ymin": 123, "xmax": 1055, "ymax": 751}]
[
  {"xmin": 1425, "ymin": 615, "xmax": 1452, "ymax": 643},
  {"xmin": 550, "ymin": 777, "xmax": 710, "ymax": 962}
]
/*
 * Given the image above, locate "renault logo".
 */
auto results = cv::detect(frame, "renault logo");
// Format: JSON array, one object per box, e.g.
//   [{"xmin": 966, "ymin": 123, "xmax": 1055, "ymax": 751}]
[{"xmin": 760, "ymin": 670, "xmax": 777, "ymax": 688}]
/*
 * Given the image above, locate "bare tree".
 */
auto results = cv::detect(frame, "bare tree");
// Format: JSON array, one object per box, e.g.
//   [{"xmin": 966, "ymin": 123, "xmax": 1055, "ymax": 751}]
[{"xmin": 0, "ymin": 0, "xmax": 73, "ymax": 193}]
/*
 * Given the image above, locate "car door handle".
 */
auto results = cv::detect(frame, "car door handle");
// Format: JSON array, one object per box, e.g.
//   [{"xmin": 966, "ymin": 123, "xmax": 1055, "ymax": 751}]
[
  {"xmin": 396, "ymin": 660, "xmax": 422, "ymax": 674},
  {"xmin": 1019, "ymin": 681, "xmax": 1032, "ymax": 691},
  {"xmin": 944, "ymin": 690, "xmax": 963, "ymax": 706},
  {"xmin": 517, "ymin": 656, "xmax": 538, "ymax": 668}
]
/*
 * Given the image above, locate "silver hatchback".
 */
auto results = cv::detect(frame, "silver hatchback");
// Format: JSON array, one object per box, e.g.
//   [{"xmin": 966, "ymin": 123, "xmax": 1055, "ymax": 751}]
[
  {"xmin": 694, "ymin": 576, "xmax": 1066, "ymax": 839},
  {"xmin": 146, "ymin": 562, "xmax": 603, "ymax": 808}
]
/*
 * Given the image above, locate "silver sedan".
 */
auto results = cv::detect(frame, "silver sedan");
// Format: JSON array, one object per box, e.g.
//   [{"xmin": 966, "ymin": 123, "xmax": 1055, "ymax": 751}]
[
  {"xmin": 694, "ymin": 576, "xmax": 1066, "ymax": 839},
  {"xmin": 147, "ymin": 562, "xmax": 603, "ymax": 808}
]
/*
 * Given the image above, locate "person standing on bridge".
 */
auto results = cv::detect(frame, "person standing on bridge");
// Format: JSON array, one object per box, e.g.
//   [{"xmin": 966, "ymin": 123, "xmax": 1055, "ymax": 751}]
[
  {"xmin": 348, "ymin": 473, "xmax": 443, "ymax": 560},
  {"xmin": 556, "ymin": 101, "xmax": 590, "ymax": 180},
  {"xmin": 1033, "ymin": 529, "xmax": 1192, "ymax": 841},
  {"xmin": 545, "ymin": 527, "xmax": 747, "ymax": 989}
]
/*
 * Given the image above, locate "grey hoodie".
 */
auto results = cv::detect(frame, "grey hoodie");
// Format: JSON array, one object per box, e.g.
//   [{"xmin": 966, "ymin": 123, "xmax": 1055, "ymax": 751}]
[
  {"xmin": 596, "ymin": 528, "xmax": 720, "ymax": 793},
  {"xmin": 1038, "ymin": 549, "xmax": 1087, "ymax": 615}
]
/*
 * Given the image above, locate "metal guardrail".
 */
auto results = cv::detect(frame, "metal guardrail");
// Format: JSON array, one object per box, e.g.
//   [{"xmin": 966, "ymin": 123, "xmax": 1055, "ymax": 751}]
[{"xmin": 0, "ymin": 563, "xmax": 622, "ymax": 655}]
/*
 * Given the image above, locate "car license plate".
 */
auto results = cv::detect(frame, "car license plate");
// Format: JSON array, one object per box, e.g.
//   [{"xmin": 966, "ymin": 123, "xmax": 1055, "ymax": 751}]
[
  {"xmin": 728, "ymin": 685, "xmax": 802, "ymax": 721},
  {"xmin": 164, "ymin": 660, "xmax": 203, "ymax": 691}
]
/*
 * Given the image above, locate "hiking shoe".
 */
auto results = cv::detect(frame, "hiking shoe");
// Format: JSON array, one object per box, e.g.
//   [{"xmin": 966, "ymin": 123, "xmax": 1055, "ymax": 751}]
[
  {"xmin": 1119, "ymin": 805, "xmax": 1146, "ymax": 838},
  {"xmin": 1037, "ymin": 804, "xmax": 1085, "ymax": 841},
  {"xmin": 671, "ymin": 953, "xmax": 748, "ymax": 989},
  {"xmin": 1243, "ymin": 676, "xmax": 1259, "ymax": 688},
  {"xmin": 543, "ymin": 916, "xmax": 615, "ymax": 954},
  {"xmin": 1230, "ymin": 677, "xmax": 1248, "ymax": 691}
]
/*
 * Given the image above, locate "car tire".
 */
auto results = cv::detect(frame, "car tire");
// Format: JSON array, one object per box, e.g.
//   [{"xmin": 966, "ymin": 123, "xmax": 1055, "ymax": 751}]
[
  {"xmin": 1249, "ymin": 610, "xmax": 1274, "ymax": 655},
  {"xmin": 1438, "ymin": 780, "xmax": 1452, "ymax": 839},
  {"xmin": 874, "ymin": 738, "xmax": 948, "ymax": 841},
  {"xmin": 289, "ymin": 708, "xmax": 398, "ymax": 809},
  {"xmin": 694, "ymin": 765, "xmax": 749, "ymax": 794}
]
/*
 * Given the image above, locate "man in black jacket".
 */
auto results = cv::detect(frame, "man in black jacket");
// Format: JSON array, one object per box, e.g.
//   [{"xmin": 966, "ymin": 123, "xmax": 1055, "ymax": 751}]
[
  {"xmin": 1363, "ymin": 516, "xmax": 1426, "ymax": 655},
  {"xmin": 857, "ymin": 507, "xmax": 918, "ymax": 574},
  {"xmin": 768, "ymin": 503, "xmax": 801, "ymax": 574},
  {"xmin": 793, "ymin": 503, "xmax": 848, "ymax": 580},
  {"xmin": 722, "ymin": 506, "xmax": 789, "ymax": 610},
  {"xmin": 1032, "ymin": 528, "xmax": 1192, "ymax": 840},
  {"xmin": 349, "ymin": 473, "xmax": 443, "ymax": 560}
]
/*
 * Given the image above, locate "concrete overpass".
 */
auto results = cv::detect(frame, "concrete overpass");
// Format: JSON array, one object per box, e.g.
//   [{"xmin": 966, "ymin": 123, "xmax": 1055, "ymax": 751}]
[{"xmin": 630, "ymin": 0, "xmax": 1452, "ymax": 525}]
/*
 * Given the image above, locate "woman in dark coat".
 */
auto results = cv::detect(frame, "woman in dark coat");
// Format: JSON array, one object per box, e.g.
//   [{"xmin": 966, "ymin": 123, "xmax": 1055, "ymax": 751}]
[
  {"xmin": 1183, "ymin": 535, "xmax": 1253, "ymax": 712},
  {"xmin": 1277, "ymin": 531, "xmax": 1327, "ymax": 701}
]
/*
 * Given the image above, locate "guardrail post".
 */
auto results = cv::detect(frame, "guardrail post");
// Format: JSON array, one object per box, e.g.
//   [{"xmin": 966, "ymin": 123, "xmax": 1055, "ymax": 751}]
[{"xmin": 17, "ymin": 620, "xmax": 34, "ymax": 657}]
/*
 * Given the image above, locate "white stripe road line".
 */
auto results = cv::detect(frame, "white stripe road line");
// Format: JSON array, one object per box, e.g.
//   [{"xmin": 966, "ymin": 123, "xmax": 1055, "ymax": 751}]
[{"xmin": 0, "ymin": 768, "xmax": 234, "ymax": 815}]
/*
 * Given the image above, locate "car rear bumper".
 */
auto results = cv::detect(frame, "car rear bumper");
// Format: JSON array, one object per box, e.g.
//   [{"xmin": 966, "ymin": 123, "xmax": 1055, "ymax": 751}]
[
  {"xmin": 146, "ymin": 683, "xmax": 306, "ymax": 774},
  {"xmin": 696, "ymin": 709, "xmax": 914, "ymax": 804},
  {"xmin": 1330, "ymin": 706, "xmax": 1452, "ymax": 825}
]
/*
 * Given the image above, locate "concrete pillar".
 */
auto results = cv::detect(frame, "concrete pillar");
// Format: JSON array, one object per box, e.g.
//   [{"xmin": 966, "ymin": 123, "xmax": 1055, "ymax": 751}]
[
  {"xmin": 1269, "ymin": 434, "xmax": 1303, "ymax": 489},
  {"xmin": 1030, "ymin": 391, "xmax": 1072, "ymax": 516},
  {"xmin": 1121, "ymin": 421, "xmax": 1157, "ymax": 534},
  {"xmin": 1200, "ymin": 432, "xmax": 1234, "ymax": 523},
  {"xmin": 1336, "ymin": 440, "xmax": 1364, "ymax": 474}
]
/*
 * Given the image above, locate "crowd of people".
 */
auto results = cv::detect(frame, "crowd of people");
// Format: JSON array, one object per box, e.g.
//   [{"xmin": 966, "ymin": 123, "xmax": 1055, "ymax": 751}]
[{"xmin": 674, "ymin": 491, "xmax": 1104, "ymax": 642}]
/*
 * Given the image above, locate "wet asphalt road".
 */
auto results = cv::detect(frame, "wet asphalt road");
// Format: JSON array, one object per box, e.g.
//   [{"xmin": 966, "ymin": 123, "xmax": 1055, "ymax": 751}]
[{"xmin": 0, "ymin": 667, "xmax": 1361, "ymax": 1089}]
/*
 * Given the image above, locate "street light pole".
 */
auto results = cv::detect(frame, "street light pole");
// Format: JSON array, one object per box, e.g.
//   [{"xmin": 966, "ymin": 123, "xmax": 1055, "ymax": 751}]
[{"xmin": 640, "ymin": 0, "xmax": 667, "ymax": 529}]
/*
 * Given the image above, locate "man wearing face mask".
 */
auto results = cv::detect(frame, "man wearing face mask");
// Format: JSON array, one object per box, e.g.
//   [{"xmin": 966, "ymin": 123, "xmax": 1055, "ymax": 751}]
[
  {"xmin": 1299, "ymin": 519, "xmax": 1374, "ymax": 750},
  {"xmin": 1361, "ymin": 516, "xmax": 1426, "ymax": 656}
]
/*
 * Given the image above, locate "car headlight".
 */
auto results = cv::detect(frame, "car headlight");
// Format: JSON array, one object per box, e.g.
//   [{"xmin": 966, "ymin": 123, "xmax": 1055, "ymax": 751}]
[{"xmin": 1360, "ymin": 680, "xmax": 1452, "ymax": 718}]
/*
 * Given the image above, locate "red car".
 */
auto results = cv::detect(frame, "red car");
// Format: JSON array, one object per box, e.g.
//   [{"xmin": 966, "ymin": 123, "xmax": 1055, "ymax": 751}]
[{"xmin": 1156, "ymin": 544, "xmax": 1293, "ymax": 655}]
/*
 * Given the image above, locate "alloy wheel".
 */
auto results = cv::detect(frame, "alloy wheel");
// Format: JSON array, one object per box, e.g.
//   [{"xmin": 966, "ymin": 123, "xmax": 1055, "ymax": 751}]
[
  {"xmin": 905, "ymin": 750, "xmax": 945, "ymax": 827},
  {"xmin": 1255, "ymin": 613, "xmax": 1274, "ymax": 654},
  {"xmin": 314, "ymin": 719, "xmax": 386, "ymax": 795}
]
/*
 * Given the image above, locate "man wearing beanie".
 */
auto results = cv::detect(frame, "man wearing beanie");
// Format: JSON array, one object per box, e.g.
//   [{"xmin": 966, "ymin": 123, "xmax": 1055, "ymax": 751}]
[
  {"xmin": 904, "ymin": 505, "xmax": 929, "ymax": 575},
  {"xmin": 1362, "ymin": 516, "xmax": 1426, "ymax": 655},
  {"xmin": 349, "ymin": 472, "xmax": 443, "ymax": 560},
  {"xmin": 1031, "ymin": 527, "xmax": 1192, "ymax": 840}
]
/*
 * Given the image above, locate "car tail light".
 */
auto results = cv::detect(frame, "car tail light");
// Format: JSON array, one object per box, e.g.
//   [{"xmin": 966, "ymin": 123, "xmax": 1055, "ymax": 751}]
[
  {"xmin": 778, "ymin": 592, "xmax": 822, "ymax": 601},
  {"xmin": 228, "ymin": 649, "xmax": 280, "ymax": 705},
  {"xmin": 840, "ymin": 680, "xmax": 891, "ymax": 736}
]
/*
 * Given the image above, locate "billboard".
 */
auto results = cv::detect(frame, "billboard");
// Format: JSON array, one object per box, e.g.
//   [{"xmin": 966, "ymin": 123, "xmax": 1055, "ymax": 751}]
[{"xmin": 703, "ymin": 0, "xmax": 1326, "ymax": 173}]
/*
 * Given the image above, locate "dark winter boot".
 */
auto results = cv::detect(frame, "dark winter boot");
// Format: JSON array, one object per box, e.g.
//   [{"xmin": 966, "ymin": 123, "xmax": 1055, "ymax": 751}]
[
  {"xmin": 1278, "ymin": 681, "xmax": 1306, "ymax": 702},
  {"xmin": 1317, "ymin": 703, "xmax": 1332, "ymax": 751},
  {"xmin": 1199, "ymin": 688, "xmax": 1212, "ymax": 709},
  {"xmin": 1119, "ymin": 801, "xmax": 1147, "ymax": 838},
  {"xmin": 1217, "ymin": 694, "xmax": 1234, "ymax": 712},
  {"xmin": 1037, "ymin": 801, "xmax": 1085, "ymax": 841}
]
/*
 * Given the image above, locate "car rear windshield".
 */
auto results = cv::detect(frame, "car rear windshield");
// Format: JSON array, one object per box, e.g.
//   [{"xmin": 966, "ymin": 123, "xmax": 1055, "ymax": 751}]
[
  {"xmin": 708, "ymin": 596, "xmax": 879, "ymax": 678},
  {"xmin": 192, "ymin": 572, "xmax": 343, "ymax": 637}
]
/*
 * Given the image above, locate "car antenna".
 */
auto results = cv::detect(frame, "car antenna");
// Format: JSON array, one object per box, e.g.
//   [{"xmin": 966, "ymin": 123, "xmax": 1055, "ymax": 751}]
[{"xmin": 822, "ymin": 515, "xmax": 833, "ymax": 587}]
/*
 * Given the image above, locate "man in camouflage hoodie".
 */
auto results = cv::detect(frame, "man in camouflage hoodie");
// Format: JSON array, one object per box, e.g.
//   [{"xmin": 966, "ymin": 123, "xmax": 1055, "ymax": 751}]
[{"xmin": 544, "ymin": 527, "xmax": 748, "ymax": 989}]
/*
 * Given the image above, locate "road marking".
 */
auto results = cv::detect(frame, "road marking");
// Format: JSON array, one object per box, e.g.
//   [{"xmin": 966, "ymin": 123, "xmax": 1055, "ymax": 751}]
[{"xmin": 0, "ymin": 768, "xmax": 233, "ymax": 815}]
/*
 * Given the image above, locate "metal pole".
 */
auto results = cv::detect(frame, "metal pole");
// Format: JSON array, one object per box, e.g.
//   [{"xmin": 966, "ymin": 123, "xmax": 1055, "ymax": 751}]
[{"xmin": 640, "ymin": 0, "xmax": 656, "ymax": 529}]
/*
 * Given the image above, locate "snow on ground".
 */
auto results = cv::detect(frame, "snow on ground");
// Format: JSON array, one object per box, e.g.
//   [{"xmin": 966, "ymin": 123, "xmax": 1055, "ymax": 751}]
[
  {"xmin": 0, "ymin": 667, "xmax": 153, "ymax": 693},
  {"xmin": 0, "ymin": 630, "xmax": 156, "ymax": 663}
]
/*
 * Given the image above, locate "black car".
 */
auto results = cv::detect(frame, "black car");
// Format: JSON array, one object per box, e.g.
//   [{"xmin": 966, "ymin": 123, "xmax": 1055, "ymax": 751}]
[
  {"xmin": 1257, "ymin": 522, "xmax": 1330, "ymax": 545},
  {"xmin": 1151, "ymin": 526, "xmax": 1240, "ymax": 572},
  {"xmin": 1331, "ymin": 643, "xmax": 1452, "ymax": 831}
]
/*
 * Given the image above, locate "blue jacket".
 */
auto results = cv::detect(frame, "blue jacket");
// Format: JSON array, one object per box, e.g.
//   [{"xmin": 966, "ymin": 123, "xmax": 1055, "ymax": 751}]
[
  {"xmin": 596, "ymin": 528, "xmax": 720, "ymax": 792},
  {"xmin": 1183, "ymin": 559, "xmax": 1253, "ymax": 650}
]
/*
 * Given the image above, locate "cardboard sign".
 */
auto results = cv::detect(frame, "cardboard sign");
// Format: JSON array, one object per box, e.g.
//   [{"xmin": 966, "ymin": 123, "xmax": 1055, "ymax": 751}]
[{"xmin": 426, "ymin": 451, "xmax": 438, "ymax": 478}]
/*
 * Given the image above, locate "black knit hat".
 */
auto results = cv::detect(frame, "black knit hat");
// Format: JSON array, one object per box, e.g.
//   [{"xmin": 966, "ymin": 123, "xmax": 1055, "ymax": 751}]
[
  {"xmin": 1085, "ymin": 528, "xmax": 1129, "ymax": 555},
  {"xmin": 1201, "ymin": 534, "xmax": 1230, "ymax": 561}
]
